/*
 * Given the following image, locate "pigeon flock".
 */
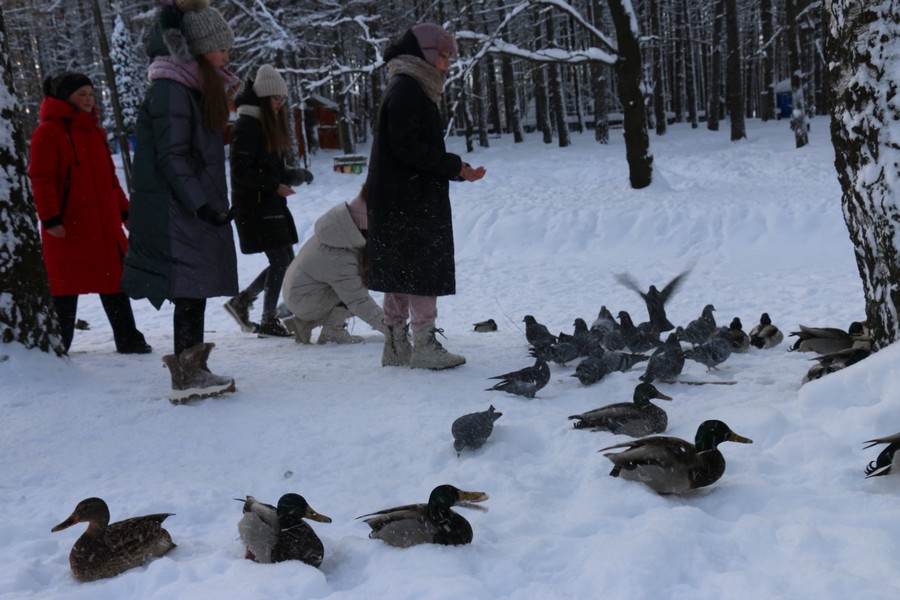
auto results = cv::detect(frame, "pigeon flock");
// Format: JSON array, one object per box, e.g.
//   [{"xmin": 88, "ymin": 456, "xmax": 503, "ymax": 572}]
[{"xmin": 460, "ymin": 269, "xmax": 887, "ymax": 497}]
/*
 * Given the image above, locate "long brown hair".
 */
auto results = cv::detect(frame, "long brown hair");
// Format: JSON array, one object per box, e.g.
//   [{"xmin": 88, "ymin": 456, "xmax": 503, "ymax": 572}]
[
  {"xmin": 196, "ymin": 54, "xmax": 230, "ymax": 132},
  {"xmin": 259, "ymin": 98, "xmax": 291, "ymax": 155}
]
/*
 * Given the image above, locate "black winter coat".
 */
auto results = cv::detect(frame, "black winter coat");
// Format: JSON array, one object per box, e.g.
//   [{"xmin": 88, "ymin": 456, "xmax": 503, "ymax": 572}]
[
  {"xmin": 366, "ymin": 41, "xmax": 462, "ymax": 296},
  {"xmin": 229, "ymin": 87, "xmax": 298, "ymax": 255}
]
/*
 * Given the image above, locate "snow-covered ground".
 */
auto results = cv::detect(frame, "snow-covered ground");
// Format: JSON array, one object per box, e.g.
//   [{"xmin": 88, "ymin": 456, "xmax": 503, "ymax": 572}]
[{"xmin": 4, "ymin": 119, "xmax": 900, "ymax": 599}]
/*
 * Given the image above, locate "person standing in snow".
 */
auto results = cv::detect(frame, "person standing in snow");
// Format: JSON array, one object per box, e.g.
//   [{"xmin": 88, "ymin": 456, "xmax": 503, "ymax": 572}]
[
  {"xmin": 281, "ymin": 181, "xmax": 388, "ymax": 345},
  {"xmin": 28, "ymin": 72, "xmax": 151, "ymax": 355},
  {"xmin": 367, "ymin": 23, "xmax": 486, "ymax": 370},
  {"xmin": 224, "ymin": 64, "xmax": 313, "ymax": 339},
  {"xmin": 120, "ymin": 0, "xmax": 240, "ymax": 403}
]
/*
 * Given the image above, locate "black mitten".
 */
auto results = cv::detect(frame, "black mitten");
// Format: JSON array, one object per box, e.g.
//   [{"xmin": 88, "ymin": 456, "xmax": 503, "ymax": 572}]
[
  {"xmin": 286, "ymin": 167, "xmax": 314, "ymax": 186},
  {"xmin": 197, "ymin": 204, "xmax": 234, "ymax": 226}
]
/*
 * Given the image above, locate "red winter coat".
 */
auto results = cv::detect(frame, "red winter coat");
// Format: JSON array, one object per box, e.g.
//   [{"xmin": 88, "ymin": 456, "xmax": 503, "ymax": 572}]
[{"xmin": 29, "ymin": 97, "xmax": 129, "ymax": 296}]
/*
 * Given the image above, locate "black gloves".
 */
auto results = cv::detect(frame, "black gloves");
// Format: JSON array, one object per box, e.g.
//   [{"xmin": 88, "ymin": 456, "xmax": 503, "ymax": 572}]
[
  {"xmin": 197, "ymin": 204, "xmax": 234, "ymax": 226},
  {"xmin": 285, "ymin": 167, "xmax": 314, "ymax": 186}
]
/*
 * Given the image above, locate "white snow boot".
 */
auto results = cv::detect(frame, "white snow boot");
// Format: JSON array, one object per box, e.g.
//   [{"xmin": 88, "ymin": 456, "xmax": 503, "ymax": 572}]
[
  {"xmin": 382, "ymin": 322, "xmax": 412, "ymax": 366},
  {"xmin": 317, "ymin": 306, "xmax": 364, "ymax": 344},
  {"xmin": 285, "ymin": 316, "xmax": 317, "ymax": 344},
  {"xmin": 409, "ymin": 326, "xmax": 466, "ymax": 370}
]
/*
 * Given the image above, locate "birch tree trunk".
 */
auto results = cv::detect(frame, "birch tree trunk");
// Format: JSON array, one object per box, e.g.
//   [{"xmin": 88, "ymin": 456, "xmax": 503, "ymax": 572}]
[
  {"xmin": 590, "ymin": 0, "xmax": 610, "ymax": 143},
  {"xmin": 759, "ymin": 0, "xmax": 776, "ymax": 121},
  {"xmin": 0, "ymin": 6, "xmax": 66, "ymax": 356},
  {"xmin": 825, "ymin": 0, "xmax": 900, "ymax": 349},
  {"xmin": 786, "ymin": 0, "xmax": 809, "ymax": 147},
  {"xmin": 707, "ymin": 0, "xmax": 724, "ymax": 131}
]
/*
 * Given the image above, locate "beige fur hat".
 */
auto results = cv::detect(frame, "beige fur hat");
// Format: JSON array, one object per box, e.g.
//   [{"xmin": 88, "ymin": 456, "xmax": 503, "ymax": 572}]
[{"xmin": 252, "ymin": 64, "xmax": 288, "ymax": 98}]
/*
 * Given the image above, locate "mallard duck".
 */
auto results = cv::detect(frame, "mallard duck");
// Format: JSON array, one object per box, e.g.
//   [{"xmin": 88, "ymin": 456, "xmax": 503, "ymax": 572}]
[
  {"xmin": 569, "ymin": 382, "xmax": 672, "ymax": 436},
  {"xmin": 749, "ymin": 312, "xmax": 783, "ymax": 349},
  {"xmin": 473, "ymin": 318, "xmax": 497, "ymax": 332},
  {"xmin": 358, "ymin": 484, "xmax": 489, "ymax": 548},
  {"xmin": 718, "ymin": 317, "xmax": 750, "ymax": 353},
  {"xmin": 864, "ymin": 433, "xmax": 900, "ymax": 478},
  {"xmin": 51, "ymin": 497, "xmax": 175, "ymax": 582},
  {"xmin": 452, "ymin": 405, "xmax": 502, "ymax": 455},
  {"xmin": 600, "ymin": 420, "xmax": 753, "ymax": 494},
  {"xmin": 788, "ymin": 321, "xmax": 869, "ymax": 354},
  {"xmin": 237, "ymin": 494, "xmax": 331, "ymax": 567},
  {"xmin": 801, "ymin": 346, "xmax": 871, "ymax": 385}
]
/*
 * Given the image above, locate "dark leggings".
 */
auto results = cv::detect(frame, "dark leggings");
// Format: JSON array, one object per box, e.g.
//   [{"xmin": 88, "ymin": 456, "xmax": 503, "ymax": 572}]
[
  {"xmin": 241, "ymin": 245, "xmax": 294, "ymax": 319},
  {"xmin": 173, "ymin": 297, "xmax": 207, "ymax": 355},
  {"xmin": 53, "ymin": 292, "xmax": 143, "ymax": 352}
]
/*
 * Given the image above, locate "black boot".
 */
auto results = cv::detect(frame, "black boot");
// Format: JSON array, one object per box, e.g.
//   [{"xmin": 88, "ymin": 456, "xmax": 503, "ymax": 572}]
[{"xmin": 224, "ymin": 291, "xmax": 259, "ymax": 333}]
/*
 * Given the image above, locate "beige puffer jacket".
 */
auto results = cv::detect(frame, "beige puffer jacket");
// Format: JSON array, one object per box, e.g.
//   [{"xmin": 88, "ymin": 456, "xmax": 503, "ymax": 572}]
[{"xmin": 282, "ymin": 202, "xmax": 384, "ymax": 331}]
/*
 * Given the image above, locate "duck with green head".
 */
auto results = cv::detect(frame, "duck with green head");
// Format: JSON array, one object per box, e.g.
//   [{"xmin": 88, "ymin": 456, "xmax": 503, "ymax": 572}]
[
  {"xmin": 600, "ymin": 420, "xmax": 752, "ymax": 494},
  {"xmin": 358, "ymin": 484, "xmax": 489, "ymax": 547},
  {"xmin": 51, "ymin": 497, "xmax": 175, "ymax": 582},
  {"xmin": 237, "ymin": 493, "xmax": 332, "ymax": 567},
  {"xmin": 569, "ymin": 382, "xmax": 672, "ymax": 437}
]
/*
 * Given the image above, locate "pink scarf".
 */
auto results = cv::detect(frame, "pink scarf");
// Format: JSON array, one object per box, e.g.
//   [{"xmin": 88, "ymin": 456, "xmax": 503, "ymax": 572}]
[{"xmin": 148, "ymin": 55, "xmax": 240, "ymax": 94}]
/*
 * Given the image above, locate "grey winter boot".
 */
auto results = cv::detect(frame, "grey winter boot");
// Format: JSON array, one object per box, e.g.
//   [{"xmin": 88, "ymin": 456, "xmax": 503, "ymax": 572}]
[
  {"xmin": 284, "ymin": 316, "xmax": 316, "ymax": 344},
  {"xmin": 410, "ymin": 326, "xmax": 466, "ymax": 370},
  {"xmin": 163, "ymin": 342, "xmax": 235, "ymax": 404},
  {"xmin": 382, "ymin": 322, "xmax": 412, "ymax": 367},
  {"xmin": 224, "ymin": 291, "xmax": 258, "ymax": 333},
  {"xmin": 317, "ymin": 306, "xmax": 363, "ymax": 344}
]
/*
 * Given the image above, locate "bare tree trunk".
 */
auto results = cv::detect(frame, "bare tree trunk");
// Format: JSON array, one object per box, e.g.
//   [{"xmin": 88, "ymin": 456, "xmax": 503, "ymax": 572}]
[
  {"xmin": 786, "ymin": 0, "xmax": 809, "ymax": 147},
  {"xmin": 589, "ymin": 0, "xmax": 610, "ymax": 143},
  {"xmin": 825, "ymin": 0, "xmax": 900, "ymax": 349},
  {"xmin": 0, "ymin": 6, "xmax": 66, "ymax": 356},
  {"xmin": 649, "ymin": 0, "xmax": 666, "ymax": 135},
  {"xmin": 681, "ymin": 0, "xmax": 698, "ymax": 128},
  {"xmin": 759, "ymin": 0, "xmax": 776, "ymax": 121},
  {"xmin": 546, "ymin": 16, "xmax": 571, "ymax": 147},
  {"xmin": 725, "ymin": 0, "xmax": 745, "ymax": 140},
  {"xmin": 607, "ymin": 0, "xmax": 653, "ymax": 189},
  {"xmin": 707, "ymin": 0, "xmax": 724, "ymax": 131},
  {"xmin": 486, "ymin": 54, "xmax": 502, "ymax": 135}
]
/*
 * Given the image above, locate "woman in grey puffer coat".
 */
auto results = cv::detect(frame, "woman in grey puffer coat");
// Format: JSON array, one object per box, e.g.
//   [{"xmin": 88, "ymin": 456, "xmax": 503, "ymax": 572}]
[{"xmin": 282, "ymin": 183, "xmax": 387, "ymax": 344}]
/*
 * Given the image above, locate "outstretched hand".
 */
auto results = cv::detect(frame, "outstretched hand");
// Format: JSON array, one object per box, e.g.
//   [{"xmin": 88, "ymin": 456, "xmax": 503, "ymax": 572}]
[{"xmin": 460, "ymin": 162, "xmax": 486, "ymax": 182}]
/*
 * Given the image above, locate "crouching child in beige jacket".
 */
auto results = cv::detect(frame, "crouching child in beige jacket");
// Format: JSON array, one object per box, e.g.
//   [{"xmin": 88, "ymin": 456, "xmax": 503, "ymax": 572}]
[{"xmin": 282, "ymin": 182, "xmax": 388, "ymax": 344}]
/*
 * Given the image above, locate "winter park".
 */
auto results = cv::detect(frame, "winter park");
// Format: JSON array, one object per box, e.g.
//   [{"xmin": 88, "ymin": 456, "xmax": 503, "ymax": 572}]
[{"xmin": 2, "ymin": 1, "xmax": 900, "ymax": 599}]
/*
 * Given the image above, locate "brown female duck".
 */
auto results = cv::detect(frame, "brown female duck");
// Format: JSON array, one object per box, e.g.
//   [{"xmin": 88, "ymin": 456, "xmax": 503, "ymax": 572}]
[{"xmin": 51, "ymin": 497, "xmax": 175, "ymax": 582}]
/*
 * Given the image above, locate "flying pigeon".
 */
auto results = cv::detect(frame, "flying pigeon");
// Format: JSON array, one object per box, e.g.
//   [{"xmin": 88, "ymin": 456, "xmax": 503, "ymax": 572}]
[{"xmin": 614, "ymin": 269, "xmax": 691, "ymax": 333}]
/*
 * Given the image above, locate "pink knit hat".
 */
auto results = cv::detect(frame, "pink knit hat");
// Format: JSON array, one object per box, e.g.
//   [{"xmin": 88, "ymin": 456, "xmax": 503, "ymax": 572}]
[
  {"xmin": 411, "ymin": 23, "xmax": 457, "ymax": 68},
  {"xmin": 347, "ymin": 193, "xmax": 367, "ymax": 230}
]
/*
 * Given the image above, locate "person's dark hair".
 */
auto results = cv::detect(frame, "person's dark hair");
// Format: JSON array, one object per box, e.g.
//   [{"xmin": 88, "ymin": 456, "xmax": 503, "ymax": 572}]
[
  {"xmin": 259, "ymin": 98, "xmax": 291, "ymax": 155},
  {"xmin": 196, "ymin": 54, "xmax": 230, "ymax": 132}
]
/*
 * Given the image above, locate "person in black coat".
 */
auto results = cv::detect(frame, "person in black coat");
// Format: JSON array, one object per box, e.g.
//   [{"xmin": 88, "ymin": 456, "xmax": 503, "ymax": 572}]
[
  {"xmin": 367, "ymin": 23, "xmax": 486, "ymax": 370},
  {"xmin": 225, "ymin": 64, "xmax": 313, "ymax": 337}
]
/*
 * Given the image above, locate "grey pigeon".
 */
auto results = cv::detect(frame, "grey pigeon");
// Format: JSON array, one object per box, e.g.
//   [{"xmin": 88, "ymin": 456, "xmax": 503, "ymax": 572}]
[
  {"xmin": 677, "ymin": 304, "xmax": 717, "ymax": 345},
  {"xmin": 614, "ymin": 269, "xmax": 691, "ymax": 332},
  {"xmin": 452, "ymin": 405, "xmax": 502, "ymax": 455},
  {"xmin": 601, "ymin": 350, "xmax": 650, "ymax": 373},
  {"xmin": 684, "ymin": 336, "xmax": 733, "ymax": 371},
  {"xmin": 617, "ymin": 311, "xmax": 660, "ymax": 353},
  {"xmin": 748, "ymin": 312, "xmax": 783, "ymax": 349},
  {"xmin": 523, "ymin": 315, "xmax": 557, "ymax": 347},
  {"xmin": 590, "ymin": 306, "xmax": 618, "ymax": 333},
  {"xmin": 529, "ymin": 340, "xmax": 581, "ymax": 366},
  {"xmin": 568, "ymin": 382, "xmax": 673, "ymax": 437},
  {"xmin": 863, "ymin": 433, "xmax": 900, "ymax": 478},
  {"xmin": 487, "ymin": 357, "xmax": 550, "ymax": 399},
  {"xmin": 572, "ymin": 353, "xmax": 612, "ymax": 386},
  {"xmin": 640, "ymin": 333, "xmax": 685, "ymax": 383}
]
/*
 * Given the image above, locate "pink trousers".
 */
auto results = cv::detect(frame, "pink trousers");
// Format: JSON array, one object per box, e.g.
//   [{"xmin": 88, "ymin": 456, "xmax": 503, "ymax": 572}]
[{"xmin": 383, "ymin": 293, "xmax": 437, "ymax": 332}]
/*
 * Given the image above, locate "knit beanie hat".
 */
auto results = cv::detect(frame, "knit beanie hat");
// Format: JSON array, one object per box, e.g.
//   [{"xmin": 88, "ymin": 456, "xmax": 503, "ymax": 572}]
[
  {"xmin": 177, "ymin": 0, "xmax": 234, "ymax": 57},
  {"xmin": 411, "ymin": 23, "xmax": 458, "ymax": 68},
  {"xmin": 252, "ymin": 64, "xmax": 288, "ymax": 98},
  {"xmin": 43, "ymin": 72, "xmax": 93, "ymax": 102},
  {"xmin": 347, "ymin": 191, "xmax": 368, "ymax": 231}
]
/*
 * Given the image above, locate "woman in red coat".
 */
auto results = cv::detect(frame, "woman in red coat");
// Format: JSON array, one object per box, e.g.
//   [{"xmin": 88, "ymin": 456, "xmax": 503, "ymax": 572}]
[{"xmin": 28, "ymin": 72, "xmax": 149, "ymax": 354}]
